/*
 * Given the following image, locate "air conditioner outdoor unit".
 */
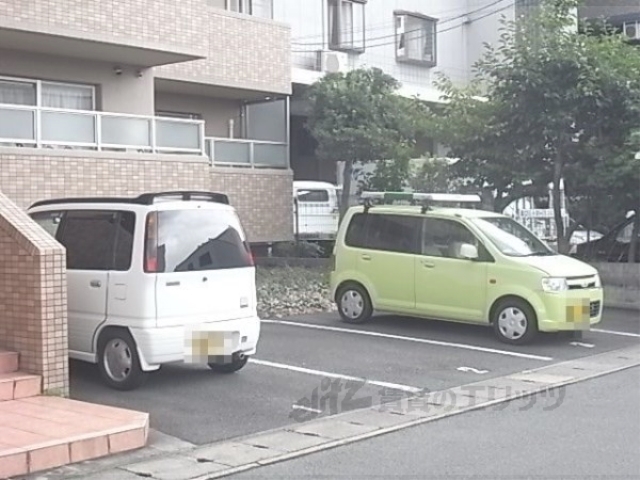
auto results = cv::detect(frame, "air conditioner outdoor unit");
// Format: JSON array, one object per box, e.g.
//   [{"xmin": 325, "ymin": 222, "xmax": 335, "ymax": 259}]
[
  {"xmin": 316, "ymin": 50, "xmax": 349, "ymax": 73},
  {"xmin": 624, "ymin": 21, "xmax": 639, "ymax": 40}
]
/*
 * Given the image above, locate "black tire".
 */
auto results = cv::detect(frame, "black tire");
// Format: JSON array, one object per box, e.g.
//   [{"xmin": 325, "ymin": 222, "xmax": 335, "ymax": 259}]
[
  {"xmin": 336, "ymin": 283, "xmax": 373, "ymax": 324},
  {"xmin": 208, "ymin": 354, "xmax": 249, "ymax": 373},
  {"xmin": 97, "ymin": 329, "xmax": 148, "ymax": 391},
  {"xmin": 492, "ymin": 298, "xmax": 539, "ymax": 345}
]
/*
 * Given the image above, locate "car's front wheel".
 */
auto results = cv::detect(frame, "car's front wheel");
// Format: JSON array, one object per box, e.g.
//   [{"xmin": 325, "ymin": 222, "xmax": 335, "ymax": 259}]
[
  {"xmin": 336, "ymin": 283, "xmax": 373, "ymax": 324},
  {"xmin": 492, "ymin": 298, "xmax": 539, "ymax": 345},
  {"xmin": 97, "ymin": 329, "xmax": 148, "ymax": 391}
]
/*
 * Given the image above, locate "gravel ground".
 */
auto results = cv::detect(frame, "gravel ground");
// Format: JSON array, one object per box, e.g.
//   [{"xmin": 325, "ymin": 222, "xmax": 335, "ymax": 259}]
[{"xmin": 256, "ymin": 265, "xmax": 336, "ymax": 318}]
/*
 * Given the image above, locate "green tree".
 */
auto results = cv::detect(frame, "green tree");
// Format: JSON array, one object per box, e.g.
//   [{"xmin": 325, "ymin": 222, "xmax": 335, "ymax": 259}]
[
  {"xmin": 428, "ymin": 0, "xmax": 640, "ymax": 253},
  {"xmin": 304, "ymin": 67, "xmax": 425, "ymax": 220}
]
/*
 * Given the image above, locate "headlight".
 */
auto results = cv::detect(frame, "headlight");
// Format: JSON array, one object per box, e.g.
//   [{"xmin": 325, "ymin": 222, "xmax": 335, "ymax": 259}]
[
  {"xmin": 542, "ymin": 277, "xmax": 568, "ymax": 292},
  {"xmin": 594, "ymin": 274, "xmax": 602, "ymax": 288}
]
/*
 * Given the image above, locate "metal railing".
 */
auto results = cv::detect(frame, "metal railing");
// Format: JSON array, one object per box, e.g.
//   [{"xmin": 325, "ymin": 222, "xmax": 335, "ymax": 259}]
[
  {"xmin": 205, "ymin": 137, "xmax": 288, "ymax": 169},
  {"xmin": 0, "ymin": 104, "xmax": 205, "ymax": 155}
]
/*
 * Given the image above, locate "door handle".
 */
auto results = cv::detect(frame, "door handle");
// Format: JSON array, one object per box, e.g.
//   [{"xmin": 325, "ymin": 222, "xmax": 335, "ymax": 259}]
[
  {"xmin": 89, "ymin": 280, "xmax": 102, "ymax": 288},
  {"xmin": 361, "ymin": 254, "xmax": 372, "ymax": 261},
  {"xmin": 421, "ymin": 261, "xmax": 435, "ymax": 268}
]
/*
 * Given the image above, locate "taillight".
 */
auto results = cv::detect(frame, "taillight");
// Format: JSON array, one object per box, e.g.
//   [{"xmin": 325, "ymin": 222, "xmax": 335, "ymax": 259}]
[{"xmin": 144, "ymin": 212, "xmax": 159, "ymax": 273}]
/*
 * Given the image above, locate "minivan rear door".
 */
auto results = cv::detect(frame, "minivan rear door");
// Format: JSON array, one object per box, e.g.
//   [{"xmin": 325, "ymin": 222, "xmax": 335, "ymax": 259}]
[{"xmin": 149, "ymin": 205, "xmax": 256, "ymax": 328}]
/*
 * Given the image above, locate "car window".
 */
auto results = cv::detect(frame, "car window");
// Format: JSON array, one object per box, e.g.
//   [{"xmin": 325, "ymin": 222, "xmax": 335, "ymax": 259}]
[
  {"xmin": 345, "ymin": 213, "xmax": 420, "ymax": 254},
  {"xmin": 421, "ymin": 218, "xmax": 478, "ymax": 259},
  {"xmin": 113, "ymin": 212, "xmax": 136, "ymax": 271},
  {"xmin": 59, "ymin": 210, "xmax": 118, "ymax": 270},
  {"xmin": 30, "ymin": 211, "xmax": 63, "ymax": 238},
  {"xmin": 151, "ymin": 209, "xmax": 252, "ymax": 272},
  {"xmin": 297, "ymin": 189, "xmax": 329, "ymax": 202}
]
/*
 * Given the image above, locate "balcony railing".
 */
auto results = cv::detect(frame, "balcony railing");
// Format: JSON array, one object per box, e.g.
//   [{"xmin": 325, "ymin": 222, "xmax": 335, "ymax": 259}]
[
  {"xmin": 205, "ymin": 137, "xmax": 288, "ymax": 169},
  {"xmin": 0, "ymin": 104, "xmax": 205, "ymax": 155}
]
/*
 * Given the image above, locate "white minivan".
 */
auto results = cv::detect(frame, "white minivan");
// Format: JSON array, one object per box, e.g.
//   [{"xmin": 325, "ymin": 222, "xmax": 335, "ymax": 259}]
[{"xmin": 28, "ymin": 191, "xmax": 261, "ymax": 391}]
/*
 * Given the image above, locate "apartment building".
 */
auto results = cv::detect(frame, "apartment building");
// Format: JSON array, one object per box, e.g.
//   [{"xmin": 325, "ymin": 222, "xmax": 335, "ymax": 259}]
[
  {"xmin": 0, "ymin": 0, "xmax": 293, "ymax": 245},
  {"xmin": 273, "ymin": 0, "xmax": 525, "ymax": 184},
  {"xmin": 579, "ymin": 0, "xmax": 640, "ymax": 44}
]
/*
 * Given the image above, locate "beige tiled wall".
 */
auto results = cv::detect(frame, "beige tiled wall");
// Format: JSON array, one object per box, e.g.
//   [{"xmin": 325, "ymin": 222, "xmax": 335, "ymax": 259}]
[
  {"xmin": 156, "ymin": 8, "xmax": 291, "ymax": 95},
  {"xmin": 0, "ymin": 0, "xmax": 206, "ymax": 56},
  {"xmin": 0, "ymin": 192, "xmax": 68, "ymax": 395},
  {"xmin": 0, "ymin": 149, "xmax": 293, "ymax": 243}
]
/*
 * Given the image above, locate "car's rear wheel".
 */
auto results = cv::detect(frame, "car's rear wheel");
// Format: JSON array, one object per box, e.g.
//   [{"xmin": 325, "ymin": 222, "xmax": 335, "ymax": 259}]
[
  {"xmin": 337, "ymin": 283, "xmax": 373, "ymax": 324},
  {"xmin": 208, "ymin": 353, "xmax": 249, "ymax": 373},
  {"xmin": 97, "ymin": 329, "xmax": 148, "ymax": 391},
  {"xmin": 492, "ymin": 298, "xmax": 538, "ymax": 345}
]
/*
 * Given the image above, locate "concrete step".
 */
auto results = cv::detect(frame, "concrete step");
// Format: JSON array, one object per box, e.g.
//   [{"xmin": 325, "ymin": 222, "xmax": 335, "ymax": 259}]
[
  {"xmin": 0, "ymin": 350, "xmax": 18, "ymax": 374},
  {"xmin": 0, "ymin": 396, "xmax": 149, "ymax": 478},
  {"xmin": 0, "ymin": 372, "xmax": 41, "ymax": 402}
]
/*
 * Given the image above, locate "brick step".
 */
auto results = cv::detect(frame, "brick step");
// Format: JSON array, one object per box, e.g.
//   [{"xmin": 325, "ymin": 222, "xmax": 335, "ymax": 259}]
[
  {"xmin": 0, "ymin": 372, "xmax": 41, "ymax": 402},
  {"xmin": 0, "ymin": 350, "xmax": 18, "ymax": 374},
  {"xmin": 0, "ymin": 396, "xmax": 149, "ymax": 478}
]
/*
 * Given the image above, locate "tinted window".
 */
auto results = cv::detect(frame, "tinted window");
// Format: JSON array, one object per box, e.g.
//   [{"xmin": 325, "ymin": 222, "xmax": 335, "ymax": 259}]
[
  {"xmin": 59, "ymin": 210, "xmax": 118, "ymax": 270},
  {"xmin": 30, "ymin": 211, "xmax": 63, "ymax": 238},
  {"xmin": 153, "ymin": 209, "xmax": 252, "ymax": 272},
  {"xmin": 113, "ymin": 212, "xmax": 136, "ymax": 271},
  {"xmin": 422, "ymin": 218, "xmax": 478, "ymax": 259},
  {"xmin": 345, "ymin": 213, "xmax": 367, "ymax": 248},
  {"xmin": 297, "ymin": 189, "xmax": 329, "ymax": 202},
  {"xmin": 345, "ymin": 213, "xmax": 420, "ymax": 254}
]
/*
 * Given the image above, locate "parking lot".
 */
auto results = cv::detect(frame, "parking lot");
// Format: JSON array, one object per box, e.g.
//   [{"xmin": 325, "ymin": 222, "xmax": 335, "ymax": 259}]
[{"xmin": 69, "ymin": 308, "xmax": 639, "ymax": 446}]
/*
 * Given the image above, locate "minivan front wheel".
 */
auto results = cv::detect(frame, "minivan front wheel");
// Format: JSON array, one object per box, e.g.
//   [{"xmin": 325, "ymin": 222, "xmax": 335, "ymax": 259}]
[
  {"xmin": 492, "ymin": 298, "xmax": 538, "ymax": 345},
  {"xmin": 337, "ymin": 283, "xmax": 372, "ymax": 324},
  {"xmin": 98, "ymin": 329, "xmax": 148, "ymax": 391}
]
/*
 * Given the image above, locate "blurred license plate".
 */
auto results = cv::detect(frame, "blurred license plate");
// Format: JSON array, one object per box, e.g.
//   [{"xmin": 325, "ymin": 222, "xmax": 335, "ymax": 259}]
[{"xmin": 185, "ymin": 329, "xmax": 238, "ymax": 363}]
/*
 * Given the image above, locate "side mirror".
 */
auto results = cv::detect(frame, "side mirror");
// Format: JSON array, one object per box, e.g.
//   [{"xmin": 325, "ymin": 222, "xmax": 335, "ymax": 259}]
[{"xmin": 459, "ymin": 243, "xmax": 479, "ymax": 260}]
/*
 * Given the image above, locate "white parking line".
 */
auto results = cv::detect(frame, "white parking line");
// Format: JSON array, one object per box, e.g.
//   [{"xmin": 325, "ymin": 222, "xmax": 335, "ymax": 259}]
[
  {"xmin": 249, "ymin": 359, "xmax": 423, "ymax": 394},
  {"xmin": 591, "ymin": 328, "xmax": 640, "ymax": 338},
  {"xmin": 261, "ymin": 319, "xmax": 554, "ymax": 362}
]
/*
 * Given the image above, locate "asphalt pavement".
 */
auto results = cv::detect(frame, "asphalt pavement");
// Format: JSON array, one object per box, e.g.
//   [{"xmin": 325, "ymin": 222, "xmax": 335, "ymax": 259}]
[
  {"xmin": 229, "ymin": 366, "xmax": 640, "ymax": 480},
  {"xmin": 68, "ymin": 307, "xmax": 640, "ymax": 446}
]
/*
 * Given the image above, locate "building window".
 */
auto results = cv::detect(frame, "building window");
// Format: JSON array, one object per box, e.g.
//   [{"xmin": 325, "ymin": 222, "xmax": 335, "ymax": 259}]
[
  {"xmin": 394, "ymin": 11, "xmax": 437, "ymax": 67},
  {"xmin": 328, "ymin": 0, "xmax": 366, "ymax": 53},
  {"xmin": 0, "ymin": 76, "xmax": 95, "ymax": 110},
  {"xmin": 220, "ymin": 0, "xmax": 273, "ymax": 19}
]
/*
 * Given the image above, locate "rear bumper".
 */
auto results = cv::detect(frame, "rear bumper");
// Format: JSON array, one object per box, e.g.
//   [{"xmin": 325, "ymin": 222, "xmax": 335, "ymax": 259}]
[{"xmin": 130, "ymin": 316, "xmax": 261, "ymax": 370}]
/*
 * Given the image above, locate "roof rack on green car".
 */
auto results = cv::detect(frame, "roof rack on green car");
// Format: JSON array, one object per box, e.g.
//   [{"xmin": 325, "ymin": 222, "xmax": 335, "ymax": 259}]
[{"xmin": 359, "ymin": 191, "xmax": 482, "ymax": 213}]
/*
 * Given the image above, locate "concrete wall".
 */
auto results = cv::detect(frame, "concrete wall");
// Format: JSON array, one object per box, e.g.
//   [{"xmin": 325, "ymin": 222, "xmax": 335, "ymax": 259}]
[
  {"xmin": 0, "ymin": 193, "xmax": 68, "ymax": 395},
  {"xmin": 0, "ymin": 148, "xmax": 293, "ymax": 243},
  {"xmin": 0, "ymin": 0, "xmax": 206, "ymax": 57},
  {"xmin": 156, "ymin": 8, "xmax": 292, "ymax": 95},
  {"xmin": 592, "ymin": 262, "xmax": 640, "ymax": 311},
  {"xmin": 0, "ymin": 49, "xmax": 156, "ymax": 115}
]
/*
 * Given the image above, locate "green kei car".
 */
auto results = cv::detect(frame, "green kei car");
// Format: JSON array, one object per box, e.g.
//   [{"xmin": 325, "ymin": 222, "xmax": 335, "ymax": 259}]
[{"xmin": 329, "ymin": 192, "xmax": 604, "ymax": 345}]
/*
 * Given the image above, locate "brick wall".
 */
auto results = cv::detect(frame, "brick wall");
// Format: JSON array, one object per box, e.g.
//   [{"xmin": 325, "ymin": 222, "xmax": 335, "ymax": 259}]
[
  {"xmin": 591, "ymin": 262, "xmax": 640, "ymax": 311},
  {"xmin": 0, "ymin": 192, "xmax": 68, "ymax": 395},
  {"xmin": 155, "ymin": 8, "xmax": 291, "ymax": 95},
  {"xmin": 0, "ymin": 148, "xmax": 293, "ymax": 243},
  {"xmin": 0, "ymin": 0, "xmax": 206, "ymax": 56}
]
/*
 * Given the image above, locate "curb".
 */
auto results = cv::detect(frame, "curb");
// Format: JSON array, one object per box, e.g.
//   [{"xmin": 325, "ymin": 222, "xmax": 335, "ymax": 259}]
[{"xmin": 113, "ymin": 344, "xmax": 640, "ymax": 480}]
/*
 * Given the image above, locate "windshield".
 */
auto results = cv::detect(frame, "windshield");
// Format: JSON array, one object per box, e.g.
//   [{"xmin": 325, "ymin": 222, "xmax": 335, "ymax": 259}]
[{"xmin": 470, "ymin": 216, "xmax": 556, "ymax": 257}]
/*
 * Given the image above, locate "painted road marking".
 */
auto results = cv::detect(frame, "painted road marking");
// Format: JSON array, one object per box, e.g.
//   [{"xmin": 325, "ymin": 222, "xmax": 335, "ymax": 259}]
[
  {"xmin": 570, "ymin": 341, "xmax": 596, "ymax": 348},
  {"xmin": 291, "ymin": 405, "xmax": 322, "ymax": 414},
  {"xmin": 457, "ymin": 366, "xmax": 489, "ymax": 374},
  {"xmin": 261, "ymin": 319, "xmax": 554, "ymax": 362},
  {"xmin": 249, "ymin": 359, "xmax": 423, "ymax": 394},
  {"xmin": 592, "ymin": 328, "xmax": 640, "ymax": 338}
]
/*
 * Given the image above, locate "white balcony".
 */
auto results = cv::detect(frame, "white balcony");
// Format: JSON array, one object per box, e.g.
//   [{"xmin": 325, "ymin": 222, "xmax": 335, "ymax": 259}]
[
  {"xmin": 0, "ymin": 104, "xmax": 205, "ymax": 155},
  {"xmin": 205, "ymin": 137, "xmax": 288, "ymax": 169}
]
